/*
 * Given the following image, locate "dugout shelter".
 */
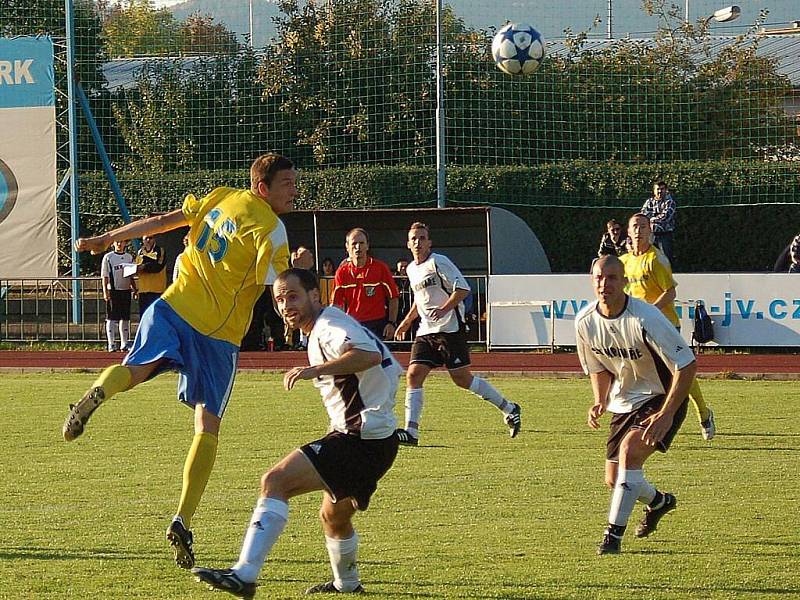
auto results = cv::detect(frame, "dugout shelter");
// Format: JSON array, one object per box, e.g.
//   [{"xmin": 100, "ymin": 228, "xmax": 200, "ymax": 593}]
[{"xmin": 281, "ymin": 207, "xmax": 551, "ymax": 275}]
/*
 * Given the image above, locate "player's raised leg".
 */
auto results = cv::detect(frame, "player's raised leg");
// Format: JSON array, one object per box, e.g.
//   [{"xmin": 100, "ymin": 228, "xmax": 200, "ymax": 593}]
[
  {"xmin": 449, "ymin": 367, "xmax": 521, "ymax": 438},
  {"xmin": 62, "ymin": 361, "xmax": 160, "ymax": 441}
]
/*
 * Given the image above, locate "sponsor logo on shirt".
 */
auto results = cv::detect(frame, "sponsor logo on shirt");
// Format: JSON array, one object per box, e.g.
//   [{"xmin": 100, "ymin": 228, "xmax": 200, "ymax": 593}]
[{"xmin": 591, "ymin": 346, "xmax": 643, "ymax": 360}]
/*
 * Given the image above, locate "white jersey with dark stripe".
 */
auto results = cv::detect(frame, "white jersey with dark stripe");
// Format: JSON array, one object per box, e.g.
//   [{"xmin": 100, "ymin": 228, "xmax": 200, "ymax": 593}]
[
  {"xmin": 307, "ymin": 306, "xmax": 401, "ymax": 440},
  {"xmin": 575, "ymin": 296, "xmax": 696, "ymax": 414},
  {"xmin": 406, "ymin": 252, "xmax": 470, "ymax": 335},
  {"xmin": 101, "ymin": 251, "xmax": 134, "ymax": 291}
]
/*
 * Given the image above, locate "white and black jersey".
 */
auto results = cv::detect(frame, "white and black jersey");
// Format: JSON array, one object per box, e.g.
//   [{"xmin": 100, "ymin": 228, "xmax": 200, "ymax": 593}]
[
  {"xmin": 101, "ymin": 251, "xmax": 135, "ymax": 291},
  {"xmin": 307, "ymin": 306, "xmax": 401, "ymax": 440},
  {"xmin": 575, "ymin": 296, "xmax": 696, "ymax": 414},
  {"xmin": 406, "ymin": 252, "xmax": 470, "ymax": 335}
]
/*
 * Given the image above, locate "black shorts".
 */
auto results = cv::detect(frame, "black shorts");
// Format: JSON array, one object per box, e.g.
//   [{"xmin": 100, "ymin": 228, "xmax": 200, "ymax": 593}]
[
  {"xmin": 300, "ymin": 431, "xmax": 399, "ymax": 511},
  {"xmin": 360, "ymin": 318, "xmax": 387, "ymax": 338},
  {"xmin": 606, "ymin": 395, "xmax": 688, "ymax": 461},
  {"xmin": 106, "ymin": 290, "xmax": 132, "ymax": 321},
  {"xmin": 410, "ymin": 329, "xmax": 471, "ymax": 370}
]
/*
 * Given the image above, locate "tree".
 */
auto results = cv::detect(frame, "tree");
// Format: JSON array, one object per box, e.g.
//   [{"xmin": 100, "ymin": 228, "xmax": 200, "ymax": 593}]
[
  {"xmin": 180, "ymin": 13, "xmax": 241, "ymax": 55},
  {"xmin": 102, "ymin": 0, "xmax": 183, "ymax": 58}
]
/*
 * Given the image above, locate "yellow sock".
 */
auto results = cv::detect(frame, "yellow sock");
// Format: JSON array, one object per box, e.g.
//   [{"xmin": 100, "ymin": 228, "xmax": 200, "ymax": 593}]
[
  {"xmin": 176, "ymin": 432, "xmax": 218, "ymax": 527},
  {"xmin": 91, "ymin": 365, "xmax": 133, "ymax": 400},
  {"xmin": 688, "ymin": 378, "xmax": 710, "ymax": 423}
]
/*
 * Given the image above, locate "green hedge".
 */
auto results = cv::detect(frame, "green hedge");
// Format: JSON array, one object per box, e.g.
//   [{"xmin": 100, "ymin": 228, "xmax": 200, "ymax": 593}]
[{"xmin": 71, "ymin": 160, "xmax": 800, "ymax": 273}]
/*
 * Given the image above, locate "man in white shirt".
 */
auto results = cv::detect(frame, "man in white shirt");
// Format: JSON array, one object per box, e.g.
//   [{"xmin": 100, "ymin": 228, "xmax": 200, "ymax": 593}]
[
  {"xmin": 575, "ymin": 255, "xmax": 697, "ymax": 555},
  {"xmin": 100, "ymin": 239, "xmax": 137, "ymax": 352},
  {"xmin": 192, "ymin": 268, "xmax": 401, "ymax": 598},
  {"xmin": 393, "ymin": 222, "xmax": 520, "ymax": 446}
]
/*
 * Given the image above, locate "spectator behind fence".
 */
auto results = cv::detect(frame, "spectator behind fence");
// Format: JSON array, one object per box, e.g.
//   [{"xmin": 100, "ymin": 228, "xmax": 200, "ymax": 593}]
[
  {"xmin": 319, "ymin": 257, "xmax": 336, "ymax": 305},
  {"xmin": 789, "ymin": 234, "xmax": 800, "ymax": 273},
  {"xmin": 136, "ymin": 234, "xmax": 167, "ymax": 316},
  {"xmin": 332, "ymin": 228, "xmax": 400, "ymax": 340},
  {"xmin": 101, "ymin": 239, "xmax": 137, "ymax": 352},
  {"xmin": 640, "ymin": 181, "xmax": 676, "ymax": 265},
  {"xmin": 597, "ymin": 219, "xmax": 628, "ymax": 257},
  {"xmin": 172, "ymin": 235, "xmax": 189, "ymax": 283},
  {"xmin": 287, "ymin": 246, "xmax": 316, "ymax": 349}
]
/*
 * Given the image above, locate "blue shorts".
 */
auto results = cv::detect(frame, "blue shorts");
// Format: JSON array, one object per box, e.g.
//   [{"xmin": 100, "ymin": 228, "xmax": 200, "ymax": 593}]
[{"xmin": 123, "ymin": 299, "xmax": 239, "ymax": 417}]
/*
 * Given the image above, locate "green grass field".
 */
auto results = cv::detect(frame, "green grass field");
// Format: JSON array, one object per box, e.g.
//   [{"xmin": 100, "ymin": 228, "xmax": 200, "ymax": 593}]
[{"xmin": 1, "ymin": 373, "xmax": 798, "ymax": 599}]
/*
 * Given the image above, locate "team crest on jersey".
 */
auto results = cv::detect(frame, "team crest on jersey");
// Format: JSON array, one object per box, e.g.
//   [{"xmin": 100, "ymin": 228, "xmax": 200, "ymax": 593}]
[{"xmin": 366, "ymin": 286, "xmax": 376, "ymax": 297}]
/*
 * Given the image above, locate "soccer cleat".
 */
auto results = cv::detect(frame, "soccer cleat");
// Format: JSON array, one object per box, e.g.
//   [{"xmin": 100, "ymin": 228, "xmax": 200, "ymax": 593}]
[
  {"xmin": 166, "ymin": 517, "xmax": 195, "ymax": 569},
  {"xmin": 62, "ymin": 386, "xmax": 106, "ymax": 441},
  {"xmin": 635, "ymin": 493, "xmax": 677, "ymax": 538},
  {"xmin": 395, "ymin": 428, "xmax": 418, "ymax": 446},
  {"xmin": 700, "ymin": 408, "xmax": 716, "ymax": 441},
  {"xmin": 305, "ymin": 581, "xmax": 365, "ymax": 594},
  {"xmin": 597, "ymin": 530, "xmax": 622, "ymax": 555},
  {"xmin": 192, "ymin": 567, "xmax": 256, "ymax": 599},
  {"xmin": 504, "ymin": 403, "xmax": 521, "ymax": 438}
]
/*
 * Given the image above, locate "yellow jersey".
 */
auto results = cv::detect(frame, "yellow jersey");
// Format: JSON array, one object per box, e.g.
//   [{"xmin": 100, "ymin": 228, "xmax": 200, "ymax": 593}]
[
  {"xmin": 620, "ymin": 245, "xmax": 679, "ymax": 327},
  {"xmin": 162, "ymin": 187, "xmax": 290, "ymax": 345}
]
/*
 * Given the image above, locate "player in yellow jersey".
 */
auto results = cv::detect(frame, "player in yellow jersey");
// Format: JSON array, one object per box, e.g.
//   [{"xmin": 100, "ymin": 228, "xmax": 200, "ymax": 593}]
[
  {"xmin": 62, "ymin": 153, "xmax": 297, "ymax": 569},
  {"xmin": 620, "ymin": 213, "xmax": 716, "ymax": 441}
]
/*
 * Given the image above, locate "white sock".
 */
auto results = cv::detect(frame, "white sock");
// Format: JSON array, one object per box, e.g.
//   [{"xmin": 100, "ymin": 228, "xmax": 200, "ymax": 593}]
[
  {"xmin": 106, "ymin": 320, "xmax": 118, "ymax": 349},
  {"xmin": 404, "ymin": 388, "xmax": 424, "ymax": 437},
  {"xmin": 325, "ymin": 532, "xmax": 361, "ymax": 592},
  {"xmin": 637, "ymin": 473, "xmax": 657, "ymax": 505},
  {"xmin": 608, "ymin": 469, "xmax": 646, "ymax": 527},
  {"xmin": 119, "ymin": 320, "xmax": 130, "ymax": 348},
  {"xmin": 468, "ymin": 376, "xmax": 514, "ymax": 414},
  {"xmin": 232, "ymin": 497, "xmax": 289, "ymax": 583}
]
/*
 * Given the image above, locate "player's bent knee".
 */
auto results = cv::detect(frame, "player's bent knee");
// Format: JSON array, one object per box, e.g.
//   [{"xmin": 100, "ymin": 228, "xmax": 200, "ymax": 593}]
[{"xmin": 260, "ymin": 468, "xmax": 287, "ymax": 496}]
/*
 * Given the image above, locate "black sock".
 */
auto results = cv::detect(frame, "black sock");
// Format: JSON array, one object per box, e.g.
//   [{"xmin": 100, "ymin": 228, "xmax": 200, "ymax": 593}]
[
  {"xmin": 607, "ymin": 524, "xmax": 626, "ymax": 538},
  {"xmin": 648, "ymin": 491, "xmax": 665, "ymax": 511}
]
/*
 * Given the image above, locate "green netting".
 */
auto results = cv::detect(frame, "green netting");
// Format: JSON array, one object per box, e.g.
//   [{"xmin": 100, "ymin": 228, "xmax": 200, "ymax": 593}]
[{"xmin": 3, "ymin": 0, "xmax": 799, "ymax": 218}]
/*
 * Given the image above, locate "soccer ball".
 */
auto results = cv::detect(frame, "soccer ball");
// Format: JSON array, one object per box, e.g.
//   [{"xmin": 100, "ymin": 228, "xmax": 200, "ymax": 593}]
[{"xmin": 491, "ymin": 22, "xmax": 545, "ymax": 76}]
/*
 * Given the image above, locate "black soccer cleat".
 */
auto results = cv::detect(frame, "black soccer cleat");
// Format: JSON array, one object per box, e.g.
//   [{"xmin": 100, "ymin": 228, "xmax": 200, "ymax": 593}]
[
  {"xmin": 166, "ymin": 517, "xmax": 195, "ymax": 569},
  {"xmin": 305, "ymin": 581, "xmax": 365, "ymax": 594},
  {"xmin": 192, "ymin": 567, "xmax": 256, "ymax": 599},
  {"xmin": 63, "ymin": 386, "xmax": 106, "ymax": 441},
  {"xmin": 395, "ymin": 428, "xmax": 419, "ymax": 446},
  {"xmin": 597, "ymin": 530, "xmax": 622, "ymax": 555},
  {"xmin": 635, "ymin": 493, "xmax": 677, "ymax": 538},
  {"xmin": 505, "ymin": 403, "xmax": 521, "ymax": 438}
]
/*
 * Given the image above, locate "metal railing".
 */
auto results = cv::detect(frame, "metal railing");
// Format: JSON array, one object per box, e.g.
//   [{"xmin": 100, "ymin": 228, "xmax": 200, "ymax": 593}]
[
  {"xmin": 1, "ymin": 275, "xmax": 489, "ymax": 346},
  {"xmin": 1, "ymin": 277, "xmax": 112, "ymax": 342}
]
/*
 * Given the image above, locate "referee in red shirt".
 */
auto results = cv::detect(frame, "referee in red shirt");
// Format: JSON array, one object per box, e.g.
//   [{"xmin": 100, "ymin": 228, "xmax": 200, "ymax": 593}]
[{"xmin": 332, "ymin": 228, "xmax": 400, "ymax": 340}]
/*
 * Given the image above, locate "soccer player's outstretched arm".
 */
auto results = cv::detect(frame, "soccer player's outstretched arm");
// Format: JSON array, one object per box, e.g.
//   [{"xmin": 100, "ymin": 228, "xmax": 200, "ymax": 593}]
[{"xmin": 76, "ymin": 209, "xmax": 189, "ymax": 255}]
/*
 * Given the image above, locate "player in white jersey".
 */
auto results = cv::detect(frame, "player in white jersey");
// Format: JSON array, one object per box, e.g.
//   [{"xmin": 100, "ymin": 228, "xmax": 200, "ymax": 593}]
[
  {"xmin": 100, "ymin": 239, "xmax": 137, "ymax": 352},
  {"xmin": 575, "ymin": 255, "xmax": 697, "ymax": 555},
  {"xmin": 393, "ymin": 222, "xmax": 520, "ymax": 446},
  {"xmin": 193, "ymin": 268, "xmax": 400, "ymax": 598}
]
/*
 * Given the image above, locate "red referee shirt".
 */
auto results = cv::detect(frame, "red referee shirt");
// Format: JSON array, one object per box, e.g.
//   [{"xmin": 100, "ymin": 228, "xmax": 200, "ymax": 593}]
[{"xmin": 332, "ymin": 256, "xmax": 400, "ymax": 323}]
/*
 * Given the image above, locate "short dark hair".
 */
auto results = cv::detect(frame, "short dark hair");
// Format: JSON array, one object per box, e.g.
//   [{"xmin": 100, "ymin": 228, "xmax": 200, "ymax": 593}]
[
  {"xmin": 250, "ymin": 153, "xmax": 294, "ymax": 189},
  {"xmin": 275, "ymin": 268, "xmax": 319, "ymax": 292},
  {"xmin": 653, "ymin": 180, "xmax": 667, "ymax": 188}
]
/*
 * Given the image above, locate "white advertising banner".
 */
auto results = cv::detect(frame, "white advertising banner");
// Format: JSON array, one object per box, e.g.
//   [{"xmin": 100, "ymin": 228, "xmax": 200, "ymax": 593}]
[
  {"xmin": 488, "ymin": 273, "xmax": 800, "ymax": 347},
  {"xmin": 0, "ymin": 36, "xmax": 57, "ymax": 278}
]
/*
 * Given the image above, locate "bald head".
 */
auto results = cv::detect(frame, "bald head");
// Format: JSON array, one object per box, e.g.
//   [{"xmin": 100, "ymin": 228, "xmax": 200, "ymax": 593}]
[{"xmin": 591, "ymin": 254, "xmax": 627, "ymax": 313}]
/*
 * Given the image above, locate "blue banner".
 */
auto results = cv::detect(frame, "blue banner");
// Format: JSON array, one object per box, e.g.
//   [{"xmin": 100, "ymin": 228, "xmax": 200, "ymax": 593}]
[{"xmin": 0, "ymin": 36, "xmax": 55, "ymax": 109}]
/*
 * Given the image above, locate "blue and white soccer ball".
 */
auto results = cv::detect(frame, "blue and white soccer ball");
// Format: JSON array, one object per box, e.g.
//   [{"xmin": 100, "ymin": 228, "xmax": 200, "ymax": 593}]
[{"xmin": 491, "ymin": 22, "xmax": 546, "ymax": 76}]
